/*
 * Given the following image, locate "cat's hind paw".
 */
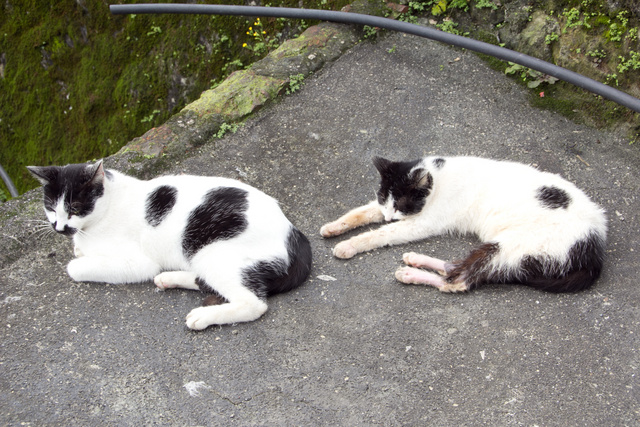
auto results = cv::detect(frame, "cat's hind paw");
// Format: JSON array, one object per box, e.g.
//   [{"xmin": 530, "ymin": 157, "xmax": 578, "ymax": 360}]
[
  {"xmin": 333, "ymin": 241, "xmax": 358, "ymax": 259},
  {"xmin": 320, "ymin": 221, "xmax": 348, "ymax": 238},
  {"xmin": 185, "ymin": 299, "xmax": 269, "ymax": 330},
  {"xmin": 395, "ymin": 266, "xmax": 470, "ymax": 293},
  {"xmin": 395, "ymin": 266, "xmax": 446, "ymax": 288},
  {"xmin": 402, "ymin": 252, "xmax": 448, "ymax": 275}
]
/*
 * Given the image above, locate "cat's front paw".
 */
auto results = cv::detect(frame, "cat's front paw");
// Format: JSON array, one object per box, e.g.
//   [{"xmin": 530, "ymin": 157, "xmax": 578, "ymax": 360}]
[
  {"xmin": 320, "ymin": 221, "xmax": 348, "ymax": 238},
  {"xmin": 186, "ymin": 306, "xmax": 214, "ymax": 330},
  {"xmin": 67, "ymin": 258, "xmax": 87, "ymax": 282},
  {"xmin": 333, "ymin": 241, "xmax": 358, "ymax": 259}
]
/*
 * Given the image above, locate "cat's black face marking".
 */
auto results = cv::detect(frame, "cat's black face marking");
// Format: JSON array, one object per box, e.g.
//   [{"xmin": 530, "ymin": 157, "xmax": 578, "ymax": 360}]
[
  {"xmin": 432, "ymin": 157, "xmax": 446, "ymax": 169},
  {"xmin": 182, "ymin": 187, "xmax": 248, "ymax": 258},
  {"xmin": 537, "ymin": 185, "xmax": 571, "ymax": 209},
  {"xmin": 28, "ymin": 162, "xmax": 105, "ymax": 234},
  {"xmin": 145, "ymin": 185, "xmax": 178, "ymax": 227},
  {"xmin": 373, "ymin": 157, "xmax": 433, "ymax": 217}
]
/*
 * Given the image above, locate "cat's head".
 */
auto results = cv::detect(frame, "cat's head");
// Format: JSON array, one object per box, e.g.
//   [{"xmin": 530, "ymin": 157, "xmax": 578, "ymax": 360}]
[
  {"xmin": 27, "ymin": 161, "xmax": 106, "ymax": 236},
  {"xmin": 373, "ymin": 156, "xmax": 433, "ymax": 222}
]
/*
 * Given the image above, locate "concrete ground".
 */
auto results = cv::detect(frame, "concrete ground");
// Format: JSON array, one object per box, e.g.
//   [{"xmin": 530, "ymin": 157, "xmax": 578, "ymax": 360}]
[{"xmin": 1, "ymin": 22, "xmax": 639, "ymax": 426}]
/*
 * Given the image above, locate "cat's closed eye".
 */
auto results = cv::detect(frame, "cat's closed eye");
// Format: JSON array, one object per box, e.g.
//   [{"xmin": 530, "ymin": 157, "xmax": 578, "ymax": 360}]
[{"xmin": 67, "ymin": 203, "xmax": 82, "ymax": 217}]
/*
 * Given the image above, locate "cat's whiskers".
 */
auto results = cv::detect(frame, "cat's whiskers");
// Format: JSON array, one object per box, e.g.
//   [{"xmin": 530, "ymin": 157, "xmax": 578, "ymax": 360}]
[
  {"xmin": 29, "ymin": 221, "xmax": 56, "ymax": 240},
  {"xmin": 74, "ymin": 227, "xmax": 96, "ymax": 241}
]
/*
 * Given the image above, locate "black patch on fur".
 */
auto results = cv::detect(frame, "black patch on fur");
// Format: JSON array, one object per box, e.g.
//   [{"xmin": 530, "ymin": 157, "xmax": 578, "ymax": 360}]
[
  {"xmin": 537, "ymin": 185, "xmax": 571, "ymax": 209},
  {"xmin": 446, "ymin": 243, "xmax": 500, "ymax": 289},
  {"xmin": 27, "ymin": 163, "xmax": 105, "ymax": 235},
  {"xmin": 432, "ymin": 157, "xmax": 446, "ymax": 169},
  {"xmin": 182, "ymin": 187, "xmax": 248, "ymax": 258},
  {"xmin": 145, "ymin": 185, "xmax": 177, "ymax": 227},
  {"xmin": 519, "ymin": 231, "xmax": 605, "ymax": 292},
  {"xmin": 446, "ymin": 232, "xmax": 605, "ymax": 293},
  {"xmin": 195, "ymin": 277, "xmax": 229, "ymax": 305},
  {"xmin": 242, "ymin": 227, "xmax": 312, "ymax": 299},
  {"xmin": 373, "ymin": 156, "xmax": 433, "ymax": 216}
]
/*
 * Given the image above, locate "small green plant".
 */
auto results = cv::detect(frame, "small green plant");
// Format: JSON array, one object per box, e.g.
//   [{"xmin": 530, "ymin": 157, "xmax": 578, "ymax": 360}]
[
  {"xmin": 437, "ymin": 19, "xmax": 464, "ymax": 35},
  {"xmin": 605, "ymin": 73, "xmax": 619, "ymax": 86},
  {"xmin": 545, "ymin": 32, "xmax": 559, "ymax": 44},
  {"xmin": 242, "ymin": 18, "xmax": 279, "ymax": 56},
  {"xmin": 431, "ymin": 0, "xmax": 447, "ymax": 16},
  {"xmin": 221, "ymin": 59, "xmax": 243, "ymax": 75},
  {"xmin": 215, "ymin": 122, "xmax": 240, "ymax": 139},
  {"xmin": 450, "ymin": 0, "xmax": 469, "ymax": 11},
  {"xmin": 586, "ymin": 49, "xmax": 606, "ymax": 59},
  {"xmin": 362, "ymin": 25, "xmax": 379, "ymax": 39},
  {"xmin": 140, "ymin": 109, "xmax": 161, "ymax": 123},
  {"xmin": 505, "ymin": 62, "xmax": 559, "ymax": 88},
  {"xmin": 146, "ymin": 26, "xmax": 162, "ymax": 36},
  {"xmin": 617, "ymin": 51, "xmax": 640, "ymax": 74},
  {"xmin": 562, "ymin": 7, "xmax": 585, "ymax": 33},
  {"xmin": 475, "ymin": 0, "xmax": 497, "ymax": 11},
  {"xmin": 287, "ymin": 73, "xmax": 305, "ymax": 95},
  {"xmin": 400, "ymin": 0, "xmax": 469, "ymax": 23}
]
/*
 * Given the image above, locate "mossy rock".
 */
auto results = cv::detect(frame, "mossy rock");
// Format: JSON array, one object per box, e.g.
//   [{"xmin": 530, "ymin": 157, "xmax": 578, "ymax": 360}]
[
  {"xmin": 183, "ymin": 70, "xmax": 287, "ymax": 120},
  {"xmin": 251, "ymin": 23, "xmax": 360, "ymax": 79}
]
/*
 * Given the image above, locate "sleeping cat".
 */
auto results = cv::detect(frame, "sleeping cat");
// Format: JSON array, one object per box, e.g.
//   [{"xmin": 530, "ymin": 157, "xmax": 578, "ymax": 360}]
[
  {"xmin": 320, "ymin": 156, "xmax": 606, "ymax": 293},
  {"xmin": 28, "ymin": 161, "xmax": 312, "ymax": 330}
]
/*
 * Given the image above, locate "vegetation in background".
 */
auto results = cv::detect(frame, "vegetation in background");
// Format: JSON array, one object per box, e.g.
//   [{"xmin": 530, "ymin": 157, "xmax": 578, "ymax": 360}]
[
  {"xmin": 0, "ymin": 0, "xmax": 350, "ymax": 198},
  {"xmin": 2, "ymin": 0, "xmax": 639, "ymax": 201},
  {"xmin": 398, "ymin": 0, "xmax": 640, "ymax": 141}
]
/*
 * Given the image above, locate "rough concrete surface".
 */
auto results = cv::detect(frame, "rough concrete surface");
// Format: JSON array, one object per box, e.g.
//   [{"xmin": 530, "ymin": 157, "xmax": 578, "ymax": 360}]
[{"xmin": 2, "ymin": 22, "xmax": 640, "ymax": 426}]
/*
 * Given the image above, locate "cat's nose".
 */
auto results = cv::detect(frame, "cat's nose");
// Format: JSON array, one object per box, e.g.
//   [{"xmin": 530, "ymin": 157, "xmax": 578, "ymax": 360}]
[{"xmin": 52, "ymin": 222, "xmax": 76, "ymax": 236}]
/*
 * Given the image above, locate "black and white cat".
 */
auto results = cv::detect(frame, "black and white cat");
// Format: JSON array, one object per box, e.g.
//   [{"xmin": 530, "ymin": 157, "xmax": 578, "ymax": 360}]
[
  {"xmin": 321, "ymin": 156, "xmax": 607, "ymax": 293},
  {"xmin": 28, "ymin": 161, "xmax": 312, "ymax": 329}
]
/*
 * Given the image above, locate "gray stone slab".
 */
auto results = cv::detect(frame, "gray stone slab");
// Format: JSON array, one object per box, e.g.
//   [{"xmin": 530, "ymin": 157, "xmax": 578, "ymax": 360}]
[{"xmin": 1, "ymin": 27, "xmax": 639, "ymax": 425}]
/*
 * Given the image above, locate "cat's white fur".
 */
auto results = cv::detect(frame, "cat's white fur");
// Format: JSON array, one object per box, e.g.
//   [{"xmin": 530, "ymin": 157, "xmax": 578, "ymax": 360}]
[
  {"xmin": 33, "ymin": 164, "xmax": 301, "ymax": 329},
  {"xmin": 321, "ymin": 156, "xmax": 606, "ymax": 292}
]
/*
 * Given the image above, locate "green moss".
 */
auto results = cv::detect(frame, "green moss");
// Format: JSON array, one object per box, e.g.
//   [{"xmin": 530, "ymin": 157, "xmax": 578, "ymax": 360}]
[
  {"xmin": 184, "ymin": 70, "xmax": 287, "ymax": 119},
  {"xmin": 0, "ymin": 0, "xmax": 352, "ymax": 199}
]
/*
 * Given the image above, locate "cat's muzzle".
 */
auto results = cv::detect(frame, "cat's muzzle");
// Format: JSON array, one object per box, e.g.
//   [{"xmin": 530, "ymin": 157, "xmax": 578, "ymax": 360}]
[{"xmin": 53, "ymin": 223, "xmax": 77, "ymax": 236}]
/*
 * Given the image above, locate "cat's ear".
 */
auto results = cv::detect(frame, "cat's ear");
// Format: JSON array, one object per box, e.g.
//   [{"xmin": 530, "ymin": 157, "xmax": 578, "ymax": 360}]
[
  {"xmin": 410, "ymin": 168, "xmax": 433, "ymax": 190},
  {"xmin": 27, "ymin": 165, "xmax": 59, "ymax": 186},
  {"xmin": 87, "ymin": 160, "xmax": 105, "ymax": 186},
  {"xmin": 373, "ymin": 156, "xmax": 392, "ymax": 174}
]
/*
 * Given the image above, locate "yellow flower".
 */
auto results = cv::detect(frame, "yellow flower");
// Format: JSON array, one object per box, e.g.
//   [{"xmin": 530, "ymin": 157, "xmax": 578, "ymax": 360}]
[
  {"xmin": 262, "ymin": 31, "xmax": 266, "ymax": 34},
  {"xmin": 242, "ymin": 43, "xmax": 247, "ymax": 47},
  {"xmin": 248, "ymin": 26, "xmax": 252, "ymax": 31}
]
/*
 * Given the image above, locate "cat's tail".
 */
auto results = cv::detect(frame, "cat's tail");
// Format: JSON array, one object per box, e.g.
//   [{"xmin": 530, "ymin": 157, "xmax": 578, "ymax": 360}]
[
  {"xmin": 274, "ymin": 226, "xmax": 313, "ymax": 295},
  {"xmin": 243, "ymin": 226, "xmax": 312, "ymax": 298},
  {"xmin": 448, "ymin": 232, "xmax": 606, "ymax": 293},
  {"xmin": 518, "ymin": 231, "xmax": 606, "ymax": 293}
]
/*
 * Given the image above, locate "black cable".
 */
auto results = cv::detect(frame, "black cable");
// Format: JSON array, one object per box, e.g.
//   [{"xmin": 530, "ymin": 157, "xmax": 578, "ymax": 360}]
[
  {"xmin": 0, "ymin": 163, "xmax": 19, "ymax": 198},
  {"xmin": 110, "ymin": 3, "xmax": 640, "ymax": 114}
]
